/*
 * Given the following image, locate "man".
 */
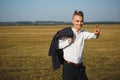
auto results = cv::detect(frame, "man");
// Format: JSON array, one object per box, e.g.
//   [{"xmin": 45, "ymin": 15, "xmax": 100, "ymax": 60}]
[{"xmin": 49, "ymin": 10, "xmax": 100, "ymax": 80}]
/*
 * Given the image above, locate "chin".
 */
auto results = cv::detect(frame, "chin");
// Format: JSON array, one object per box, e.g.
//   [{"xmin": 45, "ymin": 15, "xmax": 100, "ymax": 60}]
[{"xmin": 77, "ymin": 26, "xmax": 81, "ymax": 30}]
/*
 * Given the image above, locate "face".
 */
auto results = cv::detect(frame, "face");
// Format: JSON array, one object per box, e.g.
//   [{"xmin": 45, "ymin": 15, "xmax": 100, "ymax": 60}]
[{"xmin": 72, "ymin": 15, "xmax": 83, "ymax": 30}]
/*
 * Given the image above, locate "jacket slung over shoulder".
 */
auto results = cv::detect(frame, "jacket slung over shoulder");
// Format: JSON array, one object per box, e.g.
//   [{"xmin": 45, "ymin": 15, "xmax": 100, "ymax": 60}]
[{"xmin": 48, "ymin": 27, "xmax": 74, "ymax": 70}]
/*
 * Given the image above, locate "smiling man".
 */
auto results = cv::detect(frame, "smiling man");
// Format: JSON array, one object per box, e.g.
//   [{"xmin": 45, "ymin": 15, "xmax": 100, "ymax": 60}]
[{"xmin": 49, "ymin": 10, "xmax": 101, "ymax": 80}]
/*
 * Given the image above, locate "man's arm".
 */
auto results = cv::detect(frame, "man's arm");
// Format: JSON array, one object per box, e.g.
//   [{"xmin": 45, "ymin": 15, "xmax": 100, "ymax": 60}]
[
  {"xmin": 58, "ymin": 38, "xmax": 72, "ymax": 49},
  {"xmin": 84, "ymin": 25, "xmax": 101, "ymax": 40}
]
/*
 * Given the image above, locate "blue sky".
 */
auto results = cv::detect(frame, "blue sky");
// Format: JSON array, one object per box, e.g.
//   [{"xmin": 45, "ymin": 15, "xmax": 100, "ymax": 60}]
[{"xmin": 0, "ymin": 0, "xmax": 120, "ymax": 22}]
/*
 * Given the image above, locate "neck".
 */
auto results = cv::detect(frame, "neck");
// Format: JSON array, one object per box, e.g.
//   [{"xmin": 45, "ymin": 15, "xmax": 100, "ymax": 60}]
[{"xmin": 72, "ymin": 26, "xmax": 81, "ymax": 32}]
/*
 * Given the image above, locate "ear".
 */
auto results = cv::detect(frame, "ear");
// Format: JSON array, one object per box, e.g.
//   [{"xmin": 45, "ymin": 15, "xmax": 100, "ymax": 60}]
[
  {"xmin": 72, "ymin": 19, "xmax": 74, "ymax": 24},
  {"xmin": 81, "ymin": 22, "xmax": 84, "ymax": 26}
]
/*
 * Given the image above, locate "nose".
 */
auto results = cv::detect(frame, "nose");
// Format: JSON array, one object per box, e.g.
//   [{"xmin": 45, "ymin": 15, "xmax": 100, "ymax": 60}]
[{"xmin": 78, "ymin": 22, "xmax": 81, "ymax": 24}]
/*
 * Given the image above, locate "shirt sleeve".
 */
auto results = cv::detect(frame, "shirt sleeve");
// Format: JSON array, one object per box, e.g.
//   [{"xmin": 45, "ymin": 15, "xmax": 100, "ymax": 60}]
[
  {"xmin": 58, "ymin": 38, "xmax": 70, "ymax": 49},
  {"xmin": 83, "ymin": 31, "xmax": 98, "ymax": 40}
]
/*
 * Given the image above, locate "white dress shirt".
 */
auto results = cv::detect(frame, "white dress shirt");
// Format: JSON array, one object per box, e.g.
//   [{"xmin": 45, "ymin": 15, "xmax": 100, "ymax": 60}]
[{"xmin": 59, "ymin": 27, "xmax": 98, "ymax": 64}]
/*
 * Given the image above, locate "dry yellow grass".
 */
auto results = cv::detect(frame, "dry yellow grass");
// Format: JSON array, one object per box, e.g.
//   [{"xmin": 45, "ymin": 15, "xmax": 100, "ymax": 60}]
[{"xmin": 0, "ymin": 25, "xmax": 120, "ymax": 80}]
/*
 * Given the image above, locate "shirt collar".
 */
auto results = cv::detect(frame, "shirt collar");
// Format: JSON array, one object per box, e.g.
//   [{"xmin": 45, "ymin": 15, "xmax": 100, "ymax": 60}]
[{"xmin": 71, "ymin": 27, "xmax": 80, "ymax": 35}]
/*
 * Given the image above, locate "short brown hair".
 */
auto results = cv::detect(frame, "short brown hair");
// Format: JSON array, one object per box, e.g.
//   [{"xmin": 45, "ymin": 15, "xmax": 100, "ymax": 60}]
[{"xmin": 72, "ymin": 10, "xmax": 84, "ymax": 21}]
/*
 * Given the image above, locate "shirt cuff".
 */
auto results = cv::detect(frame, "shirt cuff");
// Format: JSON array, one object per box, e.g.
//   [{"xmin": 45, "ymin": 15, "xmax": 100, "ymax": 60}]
[
  {"xmin": 58, "ymin": 39, "xmax": 70, "ymax": 49},
  {"xmin": 94, "ymin": 33, "xmax": 99, "ymax": 38},
  {"xmin": 65, "ymin": 39, "xmax": 70, "ymax": 46}
]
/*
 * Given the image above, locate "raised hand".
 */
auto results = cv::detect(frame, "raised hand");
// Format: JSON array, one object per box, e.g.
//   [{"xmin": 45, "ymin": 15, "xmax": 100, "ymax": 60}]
[{"xmin": 94, "ymin": 24, "xmax": 101, "ymax": 35}]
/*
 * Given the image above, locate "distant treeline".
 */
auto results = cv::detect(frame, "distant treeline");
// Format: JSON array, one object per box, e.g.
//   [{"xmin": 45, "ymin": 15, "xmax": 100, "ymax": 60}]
[{"xmin": 0, "ymin": 21, "xmax": 120, "ymax": 26}]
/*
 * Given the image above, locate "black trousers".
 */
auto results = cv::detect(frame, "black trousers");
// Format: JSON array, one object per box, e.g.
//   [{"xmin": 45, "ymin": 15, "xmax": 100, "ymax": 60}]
[{"xmin": 62, "ymin": 62, "xmax": 88, "ymax": 80}]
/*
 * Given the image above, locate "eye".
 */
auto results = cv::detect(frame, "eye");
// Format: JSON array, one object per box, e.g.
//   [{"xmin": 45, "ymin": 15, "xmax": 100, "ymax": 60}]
[
  {"xmin": 76, "ymin": 20, "xmax": 80, "ymax": 22},
  {"xmin": 76, "ymin": 20, "xmax": 83, "ymax": 22}
]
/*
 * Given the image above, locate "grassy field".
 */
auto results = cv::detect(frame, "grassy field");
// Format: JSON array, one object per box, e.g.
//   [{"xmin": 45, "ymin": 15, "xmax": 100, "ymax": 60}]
[{"xmin": 0, "ymin": 25, "xmax": 120, "ymax": 80}]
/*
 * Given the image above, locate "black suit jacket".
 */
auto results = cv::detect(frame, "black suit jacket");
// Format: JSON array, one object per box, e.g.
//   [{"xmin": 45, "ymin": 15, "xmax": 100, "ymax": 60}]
[{"xmin": 48, "ymin": 27, "xmax": 74, "ymax": 70}]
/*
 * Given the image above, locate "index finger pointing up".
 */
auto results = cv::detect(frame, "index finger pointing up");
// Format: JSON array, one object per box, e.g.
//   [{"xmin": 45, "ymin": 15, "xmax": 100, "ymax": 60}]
[{"xmin": 95, "ymin": 24, "xmax": 99, "ymax": 29}]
